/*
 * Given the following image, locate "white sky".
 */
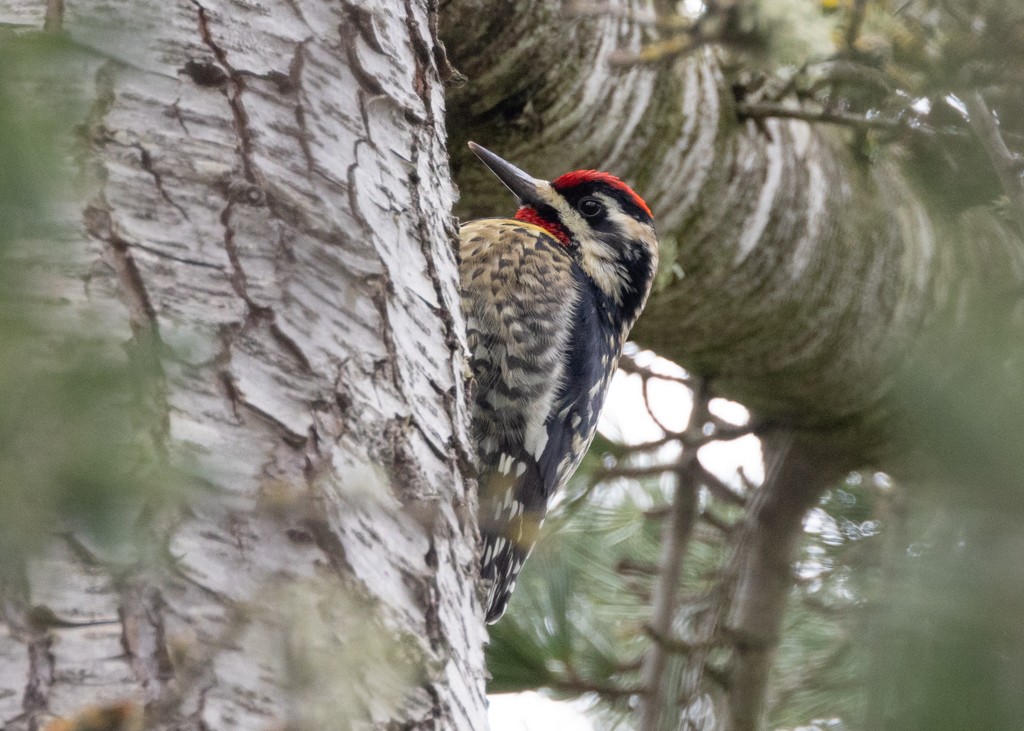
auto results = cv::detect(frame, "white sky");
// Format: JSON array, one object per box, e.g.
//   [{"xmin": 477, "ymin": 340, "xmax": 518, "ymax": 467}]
[
  {"xmin": 489, "ymin": 692, "xmax": 597, "ymax": 731},
  {"xmin": 488, "ymin": 352, "xmax": 763, "ymax": 730}
]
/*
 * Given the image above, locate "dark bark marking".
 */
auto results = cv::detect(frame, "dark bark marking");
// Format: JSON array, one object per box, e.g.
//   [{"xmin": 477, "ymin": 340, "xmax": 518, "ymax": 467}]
[
  {"xmin": 380, "ymin": 415, "xmax": 431, "ymax": 497},
  {"xmin": 84, "ymin": 204, "xmax": 159, "ymax": 329},
  {"xmin": 23, "ymin": 626, "xmax": 54, "ymax": 728},
  {"xmin": 180, "ymin": 60, "xmax": 228, "ymax": 88},
  {"xmin": 328, "ymin": 375, "xmax": 355, "ymax": 449},
  {"xmin": 344, "ymin": 6, "xmax": 387, "ymax": 55},
  {"xmin": 218, "ymin": 369, "xmax": 243, "ymax": 421},
  {"xmin": 148, "ymin": 598, "xmax": 251, "ymax": 728},
  {"xmin": 421, "ymin": 674, "xmax": 448, "ymax": 727},
  {"xmin": 213, "ymin": 208, "xmax": 317, "ymax": 441},
  {"xmin": 226, "ymin": 178, "xmax": 266, "ymax": 207},
  {"xmin": 404, "ymin": 0, "xmax": 437, "ymax": 107},
  {"xmin": 289, "ymin": 41, "xmax": 316, "ymax": 175},
  {"xmin": 217, "ymin": 198, "xmax": 258, "ymax": 306},
  {"xmin": 80, "ymin": 62, "xmax": 170, "ymax": 463},
  {"xmin": 79, "ymin": 55, "xmax": 175, "ymax": 465},
  {"xmin": 408, "ymin": 416, "xmax": 450, "ymax": 465},
  {"xmin": 215, "ymin": 224, "xmax": 316, "ymax": 368},
  {"xmin": 425, "ymin": 0, "xmax": 463, "ymax": 86},
  {"xmin": 284, "ymin": 528, "xmax": 315, "ymax": 545},
  {"xmin": 165, "ymin": 98, "xmax": 192, "ymax": 136},
  {"xmin": 399, "ymin": 534, "xmax": 452, "ymax": 724},
  {"xmin": 281, "ymin": 43, "xmax": 306, "ymax": 95},
  {"xmin": 407, "ymin": 134, "xmax": 461, "ymax": 356},
  {"xmin": 119, "ymin": 585, "xmax": 174, "ymax": 701},
  {"xmin": 341, "ymin": 9, "xmax": 425, "ymax": 120},
  {"xmin": 0, "ymin": 579, "xmax": 46, "ymax": 728},
  {"xmin": 354, "ymin": 89, "xmax": 373, "ymax": 144},
  {"xmin": 364, "ymin": 273, "xmax": 404, "ymax": 394},
  {"xmin": 282, "ymin": 0, "xmax": 309, "ymax": 29},
  {"xmin": 300, "ymin": 517, "xmax": 357, "ymax": 579},
  {"xmin": 188, "ymin": 679, "xmax": 214, "ymax": 731},
  {"xmin": 420, "ymin": 542, "xmax": 446, "ymax": 654},
  {"xmin": 60, "ymin": 530, "xmax": 102, "ymax": 567},
  {"xmin": 268, "ymin": 321, "xmax": 314, "ymax": 373},
  {"xmin": 240, "ymin": 400, "xmax": 308, "ymax": 447},
  {"xmin": 346, "ymin": 138, "xmax": 374, "ymax": 233},
  {"xmin": 136, "ymin": 143, "xmax": 191, "ymax": 220},
  {"xmin": 218, "ymin": 367, "xmax": 306, "ymax": 445},
  {"xmin": 343, "ymin": 39, "xmax": 387, "ymax": 98},
  {"xmin": 24, "ymin": 606, "xmax": 117, "ymax": 631},
  {"xmin": 193, "ymin": 1, "xmax": 257, "ymax": 184},
  {"xmin": 129, "ymin": 241, "xmax": 225, "ymax": 270}
]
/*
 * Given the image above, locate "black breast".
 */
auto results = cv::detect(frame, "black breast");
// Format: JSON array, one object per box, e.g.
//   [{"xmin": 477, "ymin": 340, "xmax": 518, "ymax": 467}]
[{"xmin": 534, "ymin": 265, "xmax": 624, "ymax": 500}]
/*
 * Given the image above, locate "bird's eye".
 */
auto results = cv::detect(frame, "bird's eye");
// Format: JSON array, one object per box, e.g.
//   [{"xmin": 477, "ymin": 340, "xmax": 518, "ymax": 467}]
[{"xmin": 578, "ymin": 197, "xmax": 605, "ymax": 218}]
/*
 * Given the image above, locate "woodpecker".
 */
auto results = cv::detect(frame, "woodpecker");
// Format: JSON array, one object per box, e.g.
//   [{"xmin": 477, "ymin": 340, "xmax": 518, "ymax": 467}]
[{"xmin": 460, "ymin": 142, "xmax": 659, "ymax": 623}]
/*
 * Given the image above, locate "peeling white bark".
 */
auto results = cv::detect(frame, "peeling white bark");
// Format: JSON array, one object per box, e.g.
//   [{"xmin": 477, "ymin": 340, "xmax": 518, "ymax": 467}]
[{"xmin": 0, "ymin": 1, "xmax": 487, "ymax": 729}]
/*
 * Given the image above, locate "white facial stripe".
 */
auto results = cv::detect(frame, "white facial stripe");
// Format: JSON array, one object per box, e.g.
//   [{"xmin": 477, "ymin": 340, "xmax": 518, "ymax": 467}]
[
  {"xmin": 576, "ymin": 193, "xmax": 628, "ymax": 303},
  {"xmin": 536, "ymin": 182, "xmax": 593, "ymax": 240},
  {"xmin": 606, "ymin": 205, "xmax": 657, "ymax": 249}
]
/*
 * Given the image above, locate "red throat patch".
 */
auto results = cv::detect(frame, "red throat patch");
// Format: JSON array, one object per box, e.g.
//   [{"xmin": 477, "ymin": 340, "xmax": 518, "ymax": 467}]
[
  {"xmin": 552, "ymin": 170, "xmax": 653, "ymax": 219},
  {"xmin": 514, "ymin": 207, "xmax": 571, "ymax": 247}
]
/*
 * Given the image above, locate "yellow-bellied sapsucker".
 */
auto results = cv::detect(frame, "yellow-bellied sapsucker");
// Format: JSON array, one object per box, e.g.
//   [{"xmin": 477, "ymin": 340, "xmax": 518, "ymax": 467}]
[{"xmin": 460, "ymin": 142, "xmax": 659, "ymax": 623}]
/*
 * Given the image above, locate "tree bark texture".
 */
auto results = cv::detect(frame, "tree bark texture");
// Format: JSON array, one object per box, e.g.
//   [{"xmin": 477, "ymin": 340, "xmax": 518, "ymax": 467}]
[{"xmin": 0, "ymin": 1, "xmax": 486, "ymax": 729}]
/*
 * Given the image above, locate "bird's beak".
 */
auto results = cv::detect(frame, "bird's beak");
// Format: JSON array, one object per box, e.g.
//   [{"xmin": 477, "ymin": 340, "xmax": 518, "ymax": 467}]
[{"xmin": 468, "ymin": 141, "xmax": 546, "ymax": 209}]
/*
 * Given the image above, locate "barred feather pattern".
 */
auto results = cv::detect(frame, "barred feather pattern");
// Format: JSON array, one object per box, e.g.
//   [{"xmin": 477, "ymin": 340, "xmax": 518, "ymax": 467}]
[{"xmin": 460, "ymin": 219, "xmax": 623, "ymax": 623}]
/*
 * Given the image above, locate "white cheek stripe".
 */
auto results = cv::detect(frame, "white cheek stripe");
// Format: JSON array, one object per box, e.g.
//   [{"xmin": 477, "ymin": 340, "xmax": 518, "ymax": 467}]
[{"xmin": 536, "ymin": 182, "xmax": 593, "ymax": 241}]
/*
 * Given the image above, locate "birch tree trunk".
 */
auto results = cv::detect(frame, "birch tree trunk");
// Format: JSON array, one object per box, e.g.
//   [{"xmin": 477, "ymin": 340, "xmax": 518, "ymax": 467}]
[{"xmin": 0, "ymin": 1, "xmax": 487, "ymax": 729}]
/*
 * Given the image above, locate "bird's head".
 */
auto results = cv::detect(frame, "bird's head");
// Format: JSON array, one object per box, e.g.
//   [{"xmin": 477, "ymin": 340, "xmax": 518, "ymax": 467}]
[{"xmin": 468, "ymin": 141, "xmax": 659, "ymax": 326}]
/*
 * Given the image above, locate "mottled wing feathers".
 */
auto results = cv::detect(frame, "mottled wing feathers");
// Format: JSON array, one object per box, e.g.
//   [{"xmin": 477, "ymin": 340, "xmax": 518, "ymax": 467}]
[{"xmin": 459, "ymin": 219, "xmax": 580, "ymax": 622}]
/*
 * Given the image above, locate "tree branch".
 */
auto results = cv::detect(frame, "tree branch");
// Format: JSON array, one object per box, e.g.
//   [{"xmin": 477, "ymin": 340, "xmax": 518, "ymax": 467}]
[
  {"xmin": 843, "ymin": 0, "xmax": 869, "ymax": 51},
  {"xmin": 618, "ymin": 355, "xmax": 692, "ymax": 386},
  {"xmin": 964, "ymin": 90, "xmax": 1024, "ymax": 234},
  {"xmin": 725, "ymin": 434, "xmax": 852, "ymax": 731},
  {"xmin": 700, "ymin": 508, "xmax": 738, "ymax": 535},
  {"xmin": 736, "ymin": 101, "xmax": 963, "ymax": 139},
  {"xmin": 636, "ymin": 384, "xmax": 707, "ymax": 731},
  {"xmin": 643, "ymin": 623, "xmax": 714, "ymax": 655},
  {"xmin": 694, "ymin": 462, "xmax": 748, "ymax": 507}
]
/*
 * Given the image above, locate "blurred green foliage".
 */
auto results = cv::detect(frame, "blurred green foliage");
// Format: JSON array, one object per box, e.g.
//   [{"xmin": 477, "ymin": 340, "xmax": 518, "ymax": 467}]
[{"xmin": 0, "ymin": 33, "xmax": 180, "ymax": 571}]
